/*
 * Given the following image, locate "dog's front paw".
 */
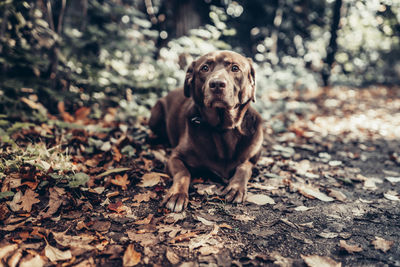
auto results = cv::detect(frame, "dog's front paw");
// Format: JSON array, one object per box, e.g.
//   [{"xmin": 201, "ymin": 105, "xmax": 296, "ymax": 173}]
[
  {"xmin": 162, "ymin": 192, "xmax": 188, "ymax": 212},
  {"xmin": 222, "ymin": 181, "xmax": 247, "ymax": 203}
]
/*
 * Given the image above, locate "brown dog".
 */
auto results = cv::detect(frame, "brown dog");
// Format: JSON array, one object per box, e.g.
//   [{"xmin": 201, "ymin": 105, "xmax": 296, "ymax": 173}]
[{"xmin": 149, "ymin": 50, "xmax": 263, "ymax": 212}]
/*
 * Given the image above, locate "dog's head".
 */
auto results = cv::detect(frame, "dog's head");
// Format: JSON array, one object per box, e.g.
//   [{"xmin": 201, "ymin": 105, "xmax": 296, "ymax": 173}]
[{"xmin": 183, "ymin": 50, "xmax": 256, "ymax": 129}]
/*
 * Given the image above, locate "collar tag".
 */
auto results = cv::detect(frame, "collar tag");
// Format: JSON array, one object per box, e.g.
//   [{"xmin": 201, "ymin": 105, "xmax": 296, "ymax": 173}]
[{"xmin": 190, "ymin": 116, "xmax": 202, "ymax": 126}]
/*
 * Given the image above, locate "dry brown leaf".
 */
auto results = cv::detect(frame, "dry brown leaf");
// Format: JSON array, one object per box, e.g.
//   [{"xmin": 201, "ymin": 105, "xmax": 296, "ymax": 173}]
[
  {"xmin": 74, "ymin": 107, "xmax": 91, "ymax": 121},
  {"xmin": 8, "ymin": 191, "xmax": 23, "ymax": 212},
  {"xmin": 166, "ymin": 248, "xmax": 180, "ymax": 265},
  {"xmin": 0, "ymin": 243, "xmax": 18, "ymax": 261},
  {"xmin": 134, "ymin": 214, "xmax": 153, "ymax": 225},
  {"xmin": 170, "ymin": 232, "xmax": 197, "ymax": 243},
  {"xmin": 126, "ymin": 232, "xmax": 159, "ymax": 247},
  {"xmin": 139, "ymin": 172, "xmax": 167, "ymax": 187},
  {"xmin": 339, "ymin": 240, "xmax": 362, "ymax": 253},
  {"xmin": 19, "ymin": 189, "xmax": 40, "ymax": 212},
  {"xmin": 8, "ymin": 249, "xmax": 22, "ymax": 267},
  {"xmin": 371, "ymin": 236, "xmax": 394, "ymax": 253},
  {"xmin": 112, "ymin": 147, "xmax": 123, "ymax": 162},
  {"xmin": 301, "ymin": 254, "xmax": 341, "ymax": 267},
  {"xmin": 58, "ymin": 102, "xmax": 74, "ymax": 122},
  {"xmin": 219, "ymin": 223, "xmax": 232, "ymax": 229},
  {"xmin": 91, "ymin": 220, "xmax": 111, "ymax": 232},
  {"xmin": 133, "ymin": 191, "xmax": 157, "ymax": 203},
  {"xmin": 40, "ymin": 187, "xmax": 65, "ymax": 218},
  {"xmin": 163, "ymin": 212, "xmax": 187, "ymax": 224},
  {"xmin": 45, "ymin": 244, "xmax": 72, "ymax": 262},
  {"xmin": 111, "ymin": 174, "xmax": 130, "ymax": 190},
  {"xmin": 123, "ymin": 244, "xmax": 141, "ymax": 267},
  {"xmin": 19, "ymin": 254, "xmax": 45, "ymax": 267},
  {"xmin": 52, "ymin": 231, "xmax": 96, "ymax": 250}
]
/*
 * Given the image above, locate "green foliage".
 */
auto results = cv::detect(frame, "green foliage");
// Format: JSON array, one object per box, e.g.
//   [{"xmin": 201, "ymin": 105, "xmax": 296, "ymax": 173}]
[{"xmin": 0, "ymin": 0, "xmax": 399, "ymax": 122}]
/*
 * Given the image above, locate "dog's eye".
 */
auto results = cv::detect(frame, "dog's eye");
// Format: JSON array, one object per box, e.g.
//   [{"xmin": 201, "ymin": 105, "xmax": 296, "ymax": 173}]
[
  {"xmin": 231, "ymin": 65, "xmax": 240, "ymax": 72},
  {"xmin": 201, "ymin": 65, "xmax": 209, "ymax": 72}
]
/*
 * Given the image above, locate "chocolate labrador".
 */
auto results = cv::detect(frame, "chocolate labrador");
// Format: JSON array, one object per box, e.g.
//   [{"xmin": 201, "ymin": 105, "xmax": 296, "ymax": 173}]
[{"xmin": 149, "ymin": 50, "xmax": 263, "ymax": 212}]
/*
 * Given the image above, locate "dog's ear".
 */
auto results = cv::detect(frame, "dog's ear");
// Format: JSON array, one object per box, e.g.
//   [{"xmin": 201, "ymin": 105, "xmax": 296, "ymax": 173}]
[
  {"xmin": 184, "ymin": 61, "xmax": 196, "ymax": 98},
  {"xmin": 239, "ymin": 58, "xmax": 256, "ymax": 104},
  {"xmin": 247, "ymin": 58, "xmax": 256, "ymax": 102}
]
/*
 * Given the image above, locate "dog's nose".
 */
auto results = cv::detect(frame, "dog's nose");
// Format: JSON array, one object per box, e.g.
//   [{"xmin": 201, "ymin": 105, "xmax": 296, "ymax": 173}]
[{"xmin": 209, "ymin": 79, "xmax": 227, "ymax": 92}]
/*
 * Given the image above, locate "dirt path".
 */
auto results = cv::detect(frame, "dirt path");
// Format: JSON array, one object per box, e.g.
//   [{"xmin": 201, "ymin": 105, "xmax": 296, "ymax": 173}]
[{"xmin": 0, "ymin": 86, "xmax": 399, "ymax": 266}]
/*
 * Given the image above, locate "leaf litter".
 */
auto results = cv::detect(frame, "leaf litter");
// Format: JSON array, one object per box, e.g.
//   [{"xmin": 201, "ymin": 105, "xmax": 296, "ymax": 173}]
[{"xmin": 0, "ymin": 86, "xmax": 399, "ymax": 266}]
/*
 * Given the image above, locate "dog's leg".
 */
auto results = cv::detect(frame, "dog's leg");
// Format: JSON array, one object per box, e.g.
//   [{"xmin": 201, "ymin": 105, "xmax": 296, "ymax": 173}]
[
  {"xmin": 222, "ymin": 161, "xmax": 253, "ymax": 203},
  {"xmin": 162, "ymin": 153, "xmax": 191, "ymax": 212},
  {"xmin": 148, "ymin": 100, "xmax": 168, "ymax": 142}
]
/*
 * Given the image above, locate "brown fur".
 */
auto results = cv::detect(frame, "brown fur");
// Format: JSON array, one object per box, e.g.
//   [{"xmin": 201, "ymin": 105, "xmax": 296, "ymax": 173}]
[{"xmin": 149, "ymin": 50, "xmax": 263, "ymax": 212}]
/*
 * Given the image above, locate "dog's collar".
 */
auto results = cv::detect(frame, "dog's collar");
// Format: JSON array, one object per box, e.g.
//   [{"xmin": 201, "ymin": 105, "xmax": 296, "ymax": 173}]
[{"xmin": 189, "ymin": 99, "xmax": 251, "ymax": 132}]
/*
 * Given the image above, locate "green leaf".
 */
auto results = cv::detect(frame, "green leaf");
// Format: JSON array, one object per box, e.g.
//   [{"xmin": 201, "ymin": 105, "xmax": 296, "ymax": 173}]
[
  {"xmin": 68, "ymin": 172, "xmax": 90, "ymax": 188},
  {"xmin": 0, "ymin": 191, "xmax": 15, "ymax": 199}
]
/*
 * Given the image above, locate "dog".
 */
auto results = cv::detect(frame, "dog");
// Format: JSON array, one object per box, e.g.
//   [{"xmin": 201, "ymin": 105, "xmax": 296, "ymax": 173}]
[{"xmin": 149, "ymin": 50, "xmax": 263, "ymax": 212}]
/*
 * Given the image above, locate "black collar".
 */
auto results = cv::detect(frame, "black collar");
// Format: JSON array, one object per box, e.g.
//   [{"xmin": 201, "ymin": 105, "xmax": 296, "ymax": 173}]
[{"xmin": 188, "ymin": 99, "xmax": 251, "ymax": 132}]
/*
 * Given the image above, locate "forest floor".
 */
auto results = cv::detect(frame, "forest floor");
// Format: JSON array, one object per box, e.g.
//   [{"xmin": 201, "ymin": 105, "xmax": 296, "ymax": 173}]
[{"xmin": 0, "ymin": 86, "xmax": 400, "ymax": 266}]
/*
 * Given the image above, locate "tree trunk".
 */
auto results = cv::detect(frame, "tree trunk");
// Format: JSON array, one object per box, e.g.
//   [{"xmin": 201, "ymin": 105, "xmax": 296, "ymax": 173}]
[{"xmin": 322, "ymin": 0, "xmax": 343, "ymax": 86}]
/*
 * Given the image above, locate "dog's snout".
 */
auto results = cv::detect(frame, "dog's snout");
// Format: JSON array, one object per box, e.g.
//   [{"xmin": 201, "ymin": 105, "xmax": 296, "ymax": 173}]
[{"xmin": 209, "ymin": 79, "xmax": 227, "ymax": 91}]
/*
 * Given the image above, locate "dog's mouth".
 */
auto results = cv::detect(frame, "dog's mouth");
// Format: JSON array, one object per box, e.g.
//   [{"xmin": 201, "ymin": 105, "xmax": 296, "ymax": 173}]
[{"xmin": 210, "ymin": 99, "xmax": 232, "ymax": 108}]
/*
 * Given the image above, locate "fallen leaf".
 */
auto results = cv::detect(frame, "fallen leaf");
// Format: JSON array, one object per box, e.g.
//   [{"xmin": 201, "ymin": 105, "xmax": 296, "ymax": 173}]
[
  {"xmin": 170, "ymin": 232, "xmax": 197, "ymax": 243},
  {"xmin": 301, "ymin": 255, "xmax": 341, "ymax": 267},
  {"xmin": 112, "ymin": 147, "xmax": 123, "ymax": 162},
  {"xmin": 328, "ymin": 160, "xmax": 342, "ymax": 167},
  {"xmin": 0, "ymin": 243, "xmax": 18, "ymax": 261},
  {"xmin": 294, "ymin": 205, "xmax": 312, "ymax": 211},
  {"xmin": 363, "ymin": 177, "xmax": 383, "ymax": 190},
  {"xmin": 58, "ymin": 101, "xmax": 74, "ymax": 122},
  {"xmin": 383, "ymin": 191, "xmax": 400, "ymax": 201},
  {"xmin": 199, "ymin": 245, "xmax": 220, "ymax": 255},
  {"xmin": 293, "ymin": 183, "xmax": 334, "ymax": 202},
  {"xmin": 19, "ymin": 189, "xmax": 40, "ymax": 212},
  {"xmin": 233, "ymin": 214, "xmax": 255, "ymax": 222},
  {"xmin": 385, "ymin": 176, "xmax": 400, "ymax": 184},
  {"xmin": 111, "ymin": 174, "xmax": 130, "ymax": 190},
  {"xmin": 328, "ymin": 189, "xmax": 347, "ymax": 202},
  {"xmin": 8, "ymin": 249, "xmax": 23, "ymax": 267},
  {"xmin": 218, "ymin": 223, "xmax": 232, "ymax": 229},
  {"xmin": 139, "ymin": 172, "xmax": 167, "ymax": 187},
  {"xmin": 19, "ymin": 254, "xmax": 45, "ymax": 267},
  {"xmin": 371, "ymin": 236, "xmax": 394, "ymax": 253},
  {"xmin": 318, "ymin": 231, "xmax": 338, "ymax": 239},
  {"xmin": 108, "ymin": 201, "xmax": 125, "ymax": 213},
  {"xmin": 45, "ymin": 244, "xmax": 72, "ymax": 262},
  {"xmin": 133, "ymin": 191, "xmax": 157, "ymax": 203},
  {"xmin": 52, "ymin": 231, "xmax": 96, "ymax": 250},
  {"xmin": 75, "ymin": 107, "xmax": 91, "ymax": 121},
  {"xmin": 40, "ymin": 187, "xmax": 65, "ymax": 218},
  {"xmin": 339, "ymin": 240, "xmax": 362, "ymax": 253},
  {"xmin": 8, "ymin": 191, "xmax": 23, "ymax": 212},
  {"xmin": 163, "ymin": 212, "xmax": 187, "ymax": 224},
  {"xmin": 166, "ymin": 248, "xmax": 180, "ymax": 265},
  {"xmin": 194, "ymin": 184, "xmax": 220, "ymax": 195},
  {"xmin": 91, "ymin": 220, "xmax": 111, "ymax": 232},
  {"xmin": 134, "ymin": 214, "xmax": 153, "ymax": 225},
  {"xmin": 126, "ymin": 232, "xmax": 159, "ymax": 247},
  {"xmin": 246, "ymin": 193, "xmax": 275, "ymax": 205},
  {"xmin": 194, "ymin": 215, "xmax": 214, "ymax": 226},
  {"xmin": 123, "ymin": 244, "xmax": 141, "ymax": 267}
]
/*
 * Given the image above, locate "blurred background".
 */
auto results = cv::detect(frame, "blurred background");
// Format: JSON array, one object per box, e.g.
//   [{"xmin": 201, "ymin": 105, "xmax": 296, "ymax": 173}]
[{"xmin": 0, "ymin": 0, "xmax": 399, "ymax": 121}]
